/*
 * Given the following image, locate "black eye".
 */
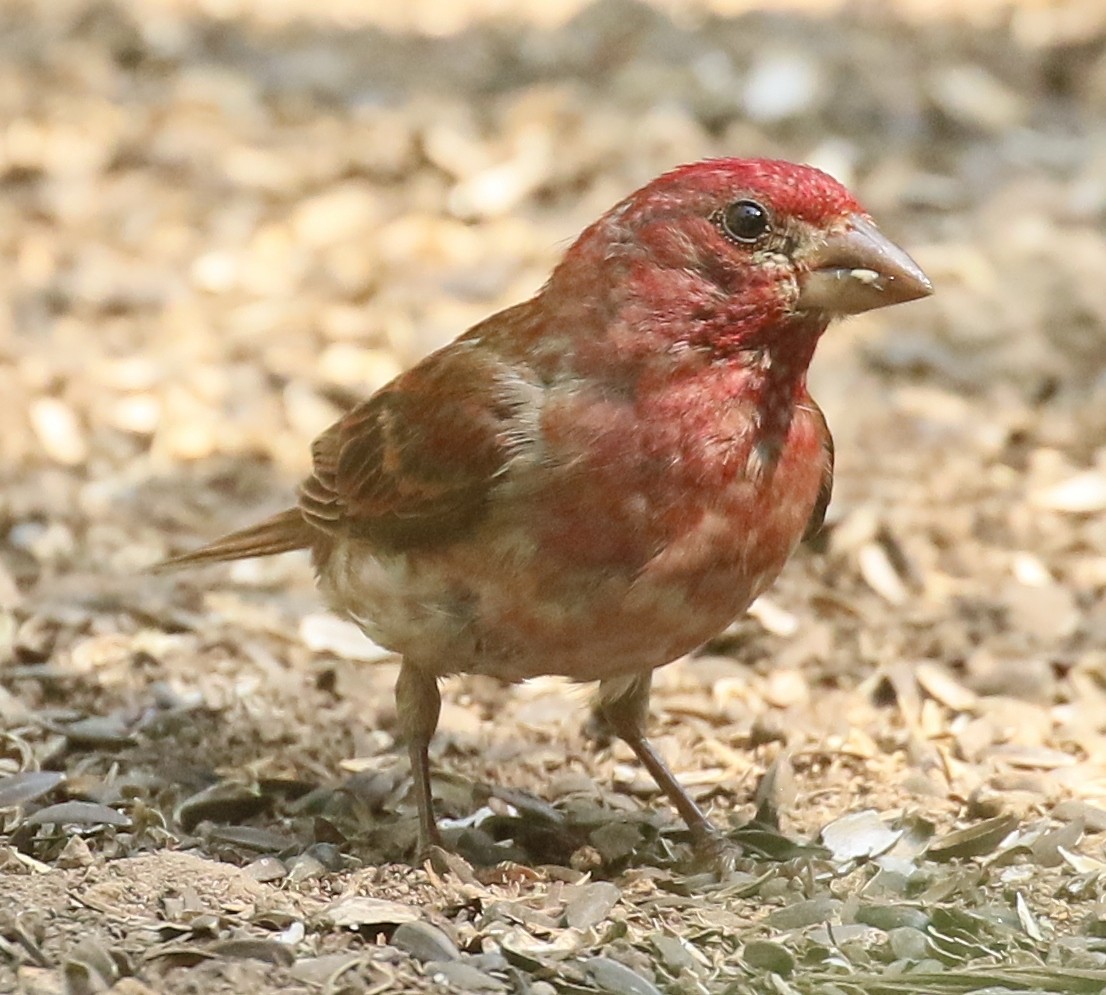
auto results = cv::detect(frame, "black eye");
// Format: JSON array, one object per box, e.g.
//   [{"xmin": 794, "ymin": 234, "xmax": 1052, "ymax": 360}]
[{"xmin": 720, "ymin": 199, "xmax": 770, "ymax": 244}]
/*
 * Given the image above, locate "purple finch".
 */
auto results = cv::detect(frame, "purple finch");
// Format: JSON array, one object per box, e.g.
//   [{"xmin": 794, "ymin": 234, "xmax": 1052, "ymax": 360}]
[{"xmin": 159, "ymin": 159, "xmax": 931, "ymax": 858}]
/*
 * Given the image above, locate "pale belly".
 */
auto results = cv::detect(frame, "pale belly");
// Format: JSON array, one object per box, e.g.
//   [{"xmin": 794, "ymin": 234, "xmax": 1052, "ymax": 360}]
[
  {"xmin": 317, "ymin": 449, "xmax": 820, "ymax": 683},
  {"xmin": 321, "ymin": 540, "xmax": 762, "ymax": 682}
]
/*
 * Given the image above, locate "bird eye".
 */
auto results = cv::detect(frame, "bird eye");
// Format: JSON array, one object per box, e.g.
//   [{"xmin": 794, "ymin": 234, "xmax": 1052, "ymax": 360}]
[{"xmin": 720, "ymin": 200, "xmax": 770, "ymax": 244}]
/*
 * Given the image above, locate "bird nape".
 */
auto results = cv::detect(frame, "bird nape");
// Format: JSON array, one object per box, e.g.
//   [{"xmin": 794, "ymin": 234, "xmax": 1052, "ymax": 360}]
[{"xmin": 157, "ymin": 157, "xmax": 932, "ymax": 866}]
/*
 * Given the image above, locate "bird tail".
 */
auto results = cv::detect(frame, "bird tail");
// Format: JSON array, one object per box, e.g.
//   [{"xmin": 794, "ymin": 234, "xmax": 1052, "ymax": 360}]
[{"xmin": 153, "ymin": 508, "xmax": 314, "ymax": 572}]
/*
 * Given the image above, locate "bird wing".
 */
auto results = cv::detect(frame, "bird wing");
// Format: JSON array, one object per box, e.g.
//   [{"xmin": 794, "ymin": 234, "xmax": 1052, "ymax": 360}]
[
  {"xmin": 802, "ymin": 400, "xmax": 834, "ymax": 543},
  {"xmin": 298, "ymin": 338, "xmax": 537, "ymax": 553}
]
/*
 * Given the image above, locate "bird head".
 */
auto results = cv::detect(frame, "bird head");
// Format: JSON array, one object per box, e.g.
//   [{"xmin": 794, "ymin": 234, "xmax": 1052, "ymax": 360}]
[{"xmin": 547, "ymin": 158, "xmax": 932, "ymax": 362}]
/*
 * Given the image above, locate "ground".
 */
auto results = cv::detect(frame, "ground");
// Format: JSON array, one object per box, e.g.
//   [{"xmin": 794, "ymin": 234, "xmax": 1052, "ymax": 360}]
[{"xmin": 2, "ymin": 0, "xmax": 1106, "ymax": 992}]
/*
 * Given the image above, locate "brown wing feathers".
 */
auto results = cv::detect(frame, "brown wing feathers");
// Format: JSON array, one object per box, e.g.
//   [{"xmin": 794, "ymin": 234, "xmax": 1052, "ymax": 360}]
[
  {"xmin": 802, "ymin": 401, "xmax": 835, "ymax": 544},
  {"xmin": 155, "ymin": 346, "xmax": 518, "ymax": 570}
]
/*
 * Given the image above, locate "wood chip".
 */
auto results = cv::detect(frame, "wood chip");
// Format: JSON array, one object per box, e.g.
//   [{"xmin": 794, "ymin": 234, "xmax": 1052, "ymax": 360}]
[
  {"xmin": 24, "ymin": 801, "xmax": 131, "ymax": 828},
  {"xmin": 322, "ymin": 897, "xmax": 421, "ymax": 930},
  {"xmin": 858, "ymin": 542, "xmax": 909, "ymax": 605},
  {"xmin": 564, "ymin": 882, "xmax": 621, "ymax": 930},
  {"xmin": 915, "ymin": 662, "xmax": 978, "ymax": 712}
]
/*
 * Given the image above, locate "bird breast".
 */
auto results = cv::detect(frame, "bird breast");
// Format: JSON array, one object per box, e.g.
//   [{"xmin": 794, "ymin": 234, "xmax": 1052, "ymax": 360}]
[{"xmin": 318, "ymin": 368, "xmax": 827, "ymax": 684}]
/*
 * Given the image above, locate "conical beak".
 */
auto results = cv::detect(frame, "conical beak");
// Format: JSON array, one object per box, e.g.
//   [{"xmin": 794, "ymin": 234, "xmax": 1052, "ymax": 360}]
[{"xmin": 797, "ymin": 214, "xmax": 933, "ymax": 316}]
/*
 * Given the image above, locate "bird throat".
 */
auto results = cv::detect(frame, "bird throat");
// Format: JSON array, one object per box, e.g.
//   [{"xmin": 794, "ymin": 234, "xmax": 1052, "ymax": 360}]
[{"xmin": 736, "ymin": 324, "xmax": 822, "ymax": 479}]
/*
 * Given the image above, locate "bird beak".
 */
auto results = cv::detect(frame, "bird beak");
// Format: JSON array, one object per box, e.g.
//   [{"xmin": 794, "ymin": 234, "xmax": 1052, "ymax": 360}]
[{"xmin": 797, "ymin": 214, "xmax": 933, "ymax": 316}]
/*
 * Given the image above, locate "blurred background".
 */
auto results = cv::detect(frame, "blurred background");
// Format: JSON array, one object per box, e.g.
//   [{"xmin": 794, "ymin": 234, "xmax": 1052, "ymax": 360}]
[
  {"xmin": 2, "ymin": 0, "xmax": 1105, "ymax": 583},
  {"xmin": 6, "ymin": 0, "xmax": 1106, "ymax": 835},
  {"xmin": 3, "ymin": 0, "xmax": 1105, "ymax": 584},
  {"xmin": 3, "ymin": 0, "xmax": 1106, "ymax": 987},
  {"xmin": 5, "ymin": 0, "xmax": 1106, "ymax": 804}
]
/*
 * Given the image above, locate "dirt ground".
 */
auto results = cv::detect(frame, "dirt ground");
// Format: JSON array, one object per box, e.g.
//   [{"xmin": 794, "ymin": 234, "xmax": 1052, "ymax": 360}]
[{"xmin": 3, "ymin": 0, "xmax": 1106, "ymax": 992}]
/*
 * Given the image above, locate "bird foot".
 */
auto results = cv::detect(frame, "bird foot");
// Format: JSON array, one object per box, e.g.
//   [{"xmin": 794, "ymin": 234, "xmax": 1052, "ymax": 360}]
[
  {"xmin": 412, "ymin": 821, "xmax": 446, "ymax": 866},
  {"xmin": 691, "ymin": 826, "xmax": 745, "ymax": 878}
]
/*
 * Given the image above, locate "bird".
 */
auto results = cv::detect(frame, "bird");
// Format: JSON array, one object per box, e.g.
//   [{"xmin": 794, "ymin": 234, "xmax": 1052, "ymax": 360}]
[{"xmin": 157, "ymin": 158, "xmax": 932, "ymax": 861}]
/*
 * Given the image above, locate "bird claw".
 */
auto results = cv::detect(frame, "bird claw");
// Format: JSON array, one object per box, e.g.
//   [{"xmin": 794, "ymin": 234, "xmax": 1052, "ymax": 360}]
[
  {"xmin": 417, "ymin": 840, "xmax": 446, "ymax": 864},
  {"xmin": 422, "ymin": 842, "xmax": 478, "ymax": 880},
  {"xmin": 691, "ymin": 827, "xmax": 745, "ymax": 878},
  {"xmin": 412, "ymin": 821, "xmax": 446, "ymax": 866}
]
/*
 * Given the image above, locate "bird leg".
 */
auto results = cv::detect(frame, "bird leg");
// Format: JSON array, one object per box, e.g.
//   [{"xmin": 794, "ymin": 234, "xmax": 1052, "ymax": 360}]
[
  {"xmin": 394, "ymin": 661, "xmax": 443, "ymax": 856},
  {"xmin": 596, "ymin": 672, "xmax": 733, "ymax": 861}
]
